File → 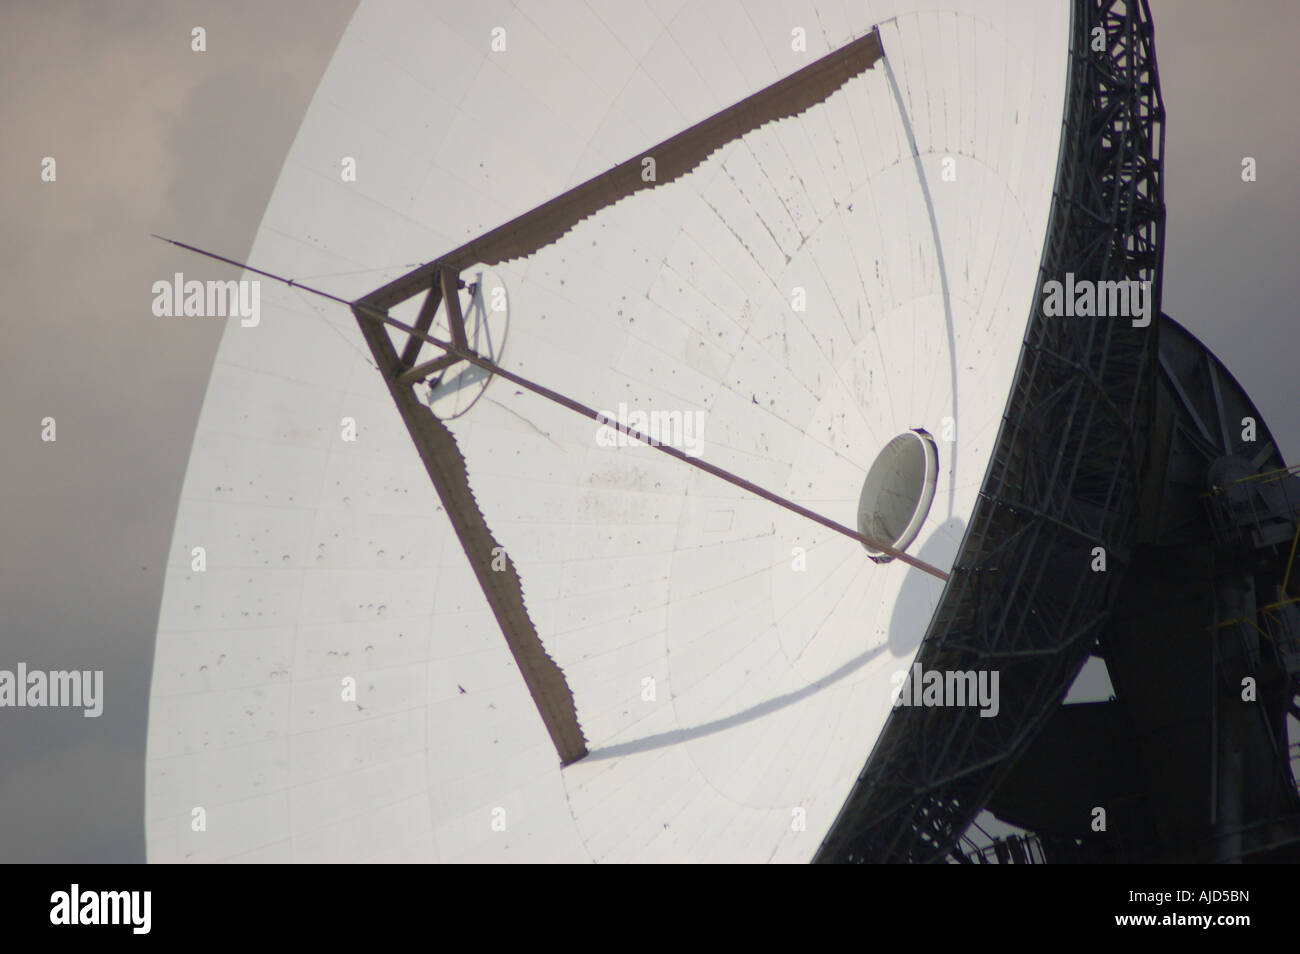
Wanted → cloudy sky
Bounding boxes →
[1,0,1296,861]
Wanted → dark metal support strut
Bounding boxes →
[816,0,1167,862]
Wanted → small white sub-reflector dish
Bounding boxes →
[858,429,939,563]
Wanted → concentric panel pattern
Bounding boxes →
[147,0,1069,861]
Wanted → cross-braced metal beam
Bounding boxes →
[816,0,1167,863]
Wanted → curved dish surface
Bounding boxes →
[146,0,1069,862]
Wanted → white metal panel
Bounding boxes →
[147,0,1071,862]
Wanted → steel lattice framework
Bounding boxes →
[816,0,1167,862]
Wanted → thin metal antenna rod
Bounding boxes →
[152,235,951,582]
[373,309,951,582]
[151,234,354,306]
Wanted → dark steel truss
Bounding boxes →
[816,0,1167,862]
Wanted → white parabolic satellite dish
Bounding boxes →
[147,0,1071,861]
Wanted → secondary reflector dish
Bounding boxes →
[858,430,938,562]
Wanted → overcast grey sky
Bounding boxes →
[0,0,1296,862]
[0,0,357,862]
